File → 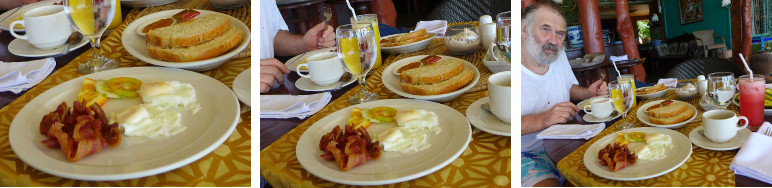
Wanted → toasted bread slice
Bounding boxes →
[649,106,694,124]
[401,67,474,95]
[146,14,232,48]
[647,100,689,118]
[147,26,243,62]
[400,58,464,84]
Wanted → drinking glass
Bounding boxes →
[609,80,634,130]
[336,23,379,104]
[707,72,736,110]
[64,0,119,74]
[495,11,511,63]
[350,14,382,71]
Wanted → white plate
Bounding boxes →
[121,9,251,71]
[8,34,88,57]
[8,67,240,181]
[296,99,471,185]
[465,97,510,136]
[382,55,479,102]
[0,0,60,32]
[285,47,337,73]
[121,0,179,8]
[635,87,668,99]
[295,76,356,92]
[583,127,692,181]
[232,67,250,106]
[636,100,698,129]
[689,126,751,151]
[583,111,622,123]
[380,33,435,54]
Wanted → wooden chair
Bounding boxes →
[663,57,745,80]
[692,30,728,58]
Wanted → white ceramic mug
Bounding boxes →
[488,71,511,124]
[703,109,749,143]
[297,52,343,86]
[9,5,72,50]
[583,98,613,119]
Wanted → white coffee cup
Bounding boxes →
[702,109,749,143]
[9,5,72,51]
[480,22,497,50]
[488,71,511,124]
[583,98,613,119]
[297,52,344,86]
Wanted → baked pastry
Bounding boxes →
[646,100,694,124]
[399,58,473,95]
[145,14,243,62]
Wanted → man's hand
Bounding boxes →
[260,58,290,93]
[588,79,608,97]
[539,102,579,126]
[303,22,335,51]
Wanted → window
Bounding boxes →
[752,0,770,35]
[637,20,650,44]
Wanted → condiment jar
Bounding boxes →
[697,75,708,97]
[444,24,480,55]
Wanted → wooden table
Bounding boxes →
[260,21,511,187]
[544,82,772,186]
[0,1,251,186]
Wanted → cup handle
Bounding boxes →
[296,64,311,78]
[583,105,592,114]
[9,21,26,40]
[737,116,749,130]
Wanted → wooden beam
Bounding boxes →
[732,0,752,68]
[522,0,535,9]
[615,0,646,82]
[577,0,605,54]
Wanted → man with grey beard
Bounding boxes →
[520,2,608,187]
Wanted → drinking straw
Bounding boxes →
[346,0,357,22]
[739,53,754,81]
[610,60,622,78]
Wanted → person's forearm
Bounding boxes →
[273,30,309,56]
[569,84,592,101]
[521,114,545,136]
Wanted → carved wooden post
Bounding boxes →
[522,0,535,9]
[731,0,752,67]
[615,0,646,82]
[577,0,604,55]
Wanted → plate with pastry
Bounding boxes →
[380,29,435,54]
[382,55,479,102]
[635,84,668,99]
[636,100,697,129]
[122,9,250,71]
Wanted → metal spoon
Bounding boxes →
[59,33,82,55]
[334,72,352,90]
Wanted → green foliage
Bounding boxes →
[559,0,580,26]
[637,20,650,41]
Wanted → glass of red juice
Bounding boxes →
[739,74,765,131]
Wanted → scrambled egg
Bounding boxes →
[376,109,441,153]
[634,133,673,161]
[112,80,200,138]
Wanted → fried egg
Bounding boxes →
[634,133,673,161]
[376,109,441,153]
[139,81,200,112]
[112,80,199,138]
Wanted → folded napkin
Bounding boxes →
[657,78,678,88]
[536,123,605,140]
[414,20,447,38]
[260,92,332,119]
[609,54,628,62]
[730,122,772,184]
[0,58,56,94]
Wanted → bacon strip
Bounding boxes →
[318,124,381,171]
[597,143,637,172]
[39,101,122,162]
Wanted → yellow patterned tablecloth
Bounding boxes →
[557,79,739,186]
[260,22,512,187]
[0,1,251,186]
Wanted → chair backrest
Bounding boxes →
[693,30,717,46]
[664,57,746,80]
[426,0,510,23]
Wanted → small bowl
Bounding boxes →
[483,47,510,73]
[444,24,480,55]
[636,86,668,99]
[676,81,699,100]
[380,33,435,54]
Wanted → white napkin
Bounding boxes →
[730,122,772,184]
[414,20,448,38]
[657,78,678,88]
[260,92,332,119]
[0,58,56,94]
[536,123,605,140]
[609,54,628,62]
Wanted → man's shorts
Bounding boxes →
[521,149,564,186]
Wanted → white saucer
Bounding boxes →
[232,68,250,106]
[295,77,356,92]
[582,110,622,123]
[689,126,751,151]
[465,97,511,136]
[8,37,88,57]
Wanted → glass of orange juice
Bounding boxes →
[350,14,381,71]
[336,23,378,104]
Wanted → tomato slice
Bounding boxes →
[369,107,397,122]
[625,132,647,142]
[107,77,142,98]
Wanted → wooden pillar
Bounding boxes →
[614,0,646,82]
[577,0,604,55]
[731,0,753,67]
[522,0,535,9]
